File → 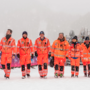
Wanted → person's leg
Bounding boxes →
[59,58,65,77]
[83,62,87,77]
[43,54,48,77]
[37,55,43,77]
[71,58,75,77]
[6,54,12,78]
[54,57,59,77]
[1,54,6,77]
[26,55,31,77]
[75,58,80,77]
[20,55,26,78]
[88,63,90,77]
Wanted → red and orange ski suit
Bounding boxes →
[81,42,90,74]
[51,38,69,75]
[69,43,83,75]
[17,38,34,76]
[34,37,51,76]
[0,37,16,77]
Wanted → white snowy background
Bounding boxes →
[0,0,90,43]
[0,66,90,90]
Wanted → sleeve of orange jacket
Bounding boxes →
[0,38,3,51]
[34,39,38,52]
[17,40,21,54]
[51,41,55,57]
[68,44,71,60]
[11,39,16,54]
[80,44,83,58]
[29,39,34,54]
[47,39,51,53]
[65,41,69,57]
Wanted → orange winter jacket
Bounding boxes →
[81,42,90,62]
[34,37,51,54]
[51,38,69,58]
[0,37,16,54]
[17,38,34,55]
[69,43,83,58]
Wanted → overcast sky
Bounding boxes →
[38,0,90,15]
[0,0,90,43]
[0,0,90,15]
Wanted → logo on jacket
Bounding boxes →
[39,41,41,44]
[3,40,5,42]
[22,41,24,44]
[55,43,57,46]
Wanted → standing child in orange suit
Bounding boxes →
[34,31,51,78]
[81,36,90,77]
[0,29,16,79]
[69,36,83,77]
[17,31,34,79]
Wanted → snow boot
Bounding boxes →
[54,73,58,78]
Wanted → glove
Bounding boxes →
[48,52,51,58]
[66,57,68,59]
[35,51,38,57]
[17,54,20,58]
[31,54,34,59]
[50,56,54,67]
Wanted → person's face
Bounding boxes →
[6,30,11,35]
[72,39,77,42]
[59,34,64,39]
[40,34,44,38]
[23,34,27,38]
[85,40,89,44]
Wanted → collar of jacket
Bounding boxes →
[40,37,45,41]
[57,37,65,42]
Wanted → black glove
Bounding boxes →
[66,57,68,59]
[31,54,34,59]
[50,56,54,67]
[17,54,20,58]
[48,52,51,58]
[35,51,38,57]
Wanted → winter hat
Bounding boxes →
[72,36,78,40]
[22,31,28,35]
[39,31,45,35]
[85,36,89,40]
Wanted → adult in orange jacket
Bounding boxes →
[81,36,90,77]
[51,33,69,78]
[69,36,83,77]
[17,31,34,79]
[0,29,16,79]
[34,31,51,78]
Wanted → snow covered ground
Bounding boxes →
[0,66,90,90]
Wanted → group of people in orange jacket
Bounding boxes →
[0,29,90,79]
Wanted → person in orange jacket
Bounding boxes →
[69,36,83,77]
[51,33,69,78]
[17,31,34,79]
[34,31,51,78]
[0,29,16,79]
[81,36,90,77]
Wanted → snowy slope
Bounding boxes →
[0,66,90,90]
